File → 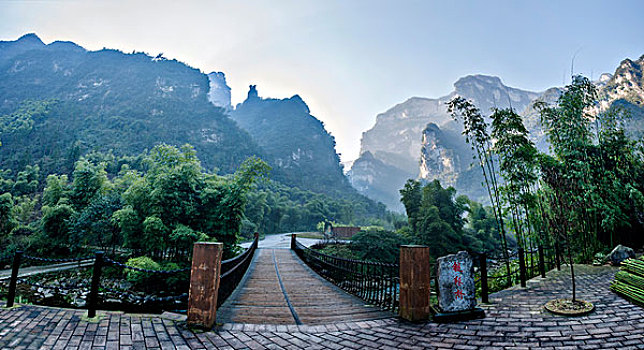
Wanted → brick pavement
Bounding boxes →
[1,264,644,349]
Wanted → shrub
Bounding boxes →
[125,256,160,287]
[351,228,409,263]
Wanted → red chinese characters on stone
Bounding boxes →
[452,261,462,273]
[454,275,463,287]
[453,261,464,300]
[454,289,465,299]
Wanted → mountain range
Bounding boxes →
[2,33,641,216]
[349,56,644,211]
[0,33,386,223]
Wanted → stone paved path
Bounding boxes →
[2,264,644,349]
[216,249,392,324]
[0,260,94,281]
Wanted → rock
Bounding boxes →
[608,245,636,265]
[118,281,133,290]
[437,251,477,313]
[73,298,87,308]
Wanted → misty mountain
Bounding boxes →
[350,59,644,211]
[207,71,232,109]
[0,33,388,226]
[230,85,355,198]
[599,55,644,140]
[350,74,541,209]
[0,34,262,176]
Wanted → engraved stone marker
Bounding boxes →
[434,250,484,322]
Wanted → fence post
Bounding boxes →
[253,232,259,249]
[555,243,561,271]
[187,242,223,329]
[87,251,104,318]
[399,245,431,322]
[6,251,23,308]
[518,247,526,288]
[290,234,296,250]
[479,252,488,304]
[538,246,546,278]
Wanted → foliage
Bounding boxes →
[447,97,511,270]
[40,203,75,250]
[536,75,644,300]
[400,179,501,260]
[125,256,161,287]
[242,180,395,235]
[317,244,359,260]
[350,228,408,263]
[0,193,16,237]
[111,145,269,258]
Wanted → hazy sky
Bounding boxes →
[1,0,643,162]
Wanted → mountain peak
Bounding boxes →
[288,94,310,113]
[16,33,44,46]
[206,71,231,109]
[247,84,259,100]
[454,75,504,89]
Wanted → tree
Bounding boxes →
[532,75,644,302]
[0,193,16,237]
[351,228,408,263]
[399,179,422,234]
[42,174,70,206]
[399,179,495,260]
[70,159,108,211]
[12,165,39,196]
[73,193,122,251]
[490,108,540,248]
[41,204,75,250]
[448,97,511,277]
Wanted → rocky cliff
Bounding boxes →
[351,75,540,209]
[231,86,353,197]
[350,58,644,211]
[207,71,231,109]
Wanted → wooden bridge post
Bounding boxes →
[291,234,296,250]
[6,251,22,308]
[187,242,223,329]
[399,245,431,322]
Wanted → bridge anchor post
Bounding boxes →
[399,245,431,322]
[187,242,223,329]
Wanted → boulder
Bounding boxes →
[437,251,476,313]
[608,245,636,265]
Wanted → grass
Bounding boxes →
[294,232,325,239]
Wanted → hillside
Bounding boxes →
[350,75,540,208]
[0,33,260,176]
[0,33,391,230]
[350,60,644,211]
[230,85,354,198]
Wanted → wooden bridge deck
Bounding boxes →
[216,248,393,325]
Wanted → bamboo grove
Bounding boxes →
[448,76,644,299]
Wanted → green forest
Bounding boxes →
[0,142,399,261]
[0,35,394,265]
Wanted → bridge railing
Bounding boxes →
[217,235,258,307]
[293,238,399,312]
[474,244,560,303]
[3,233,260,319]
